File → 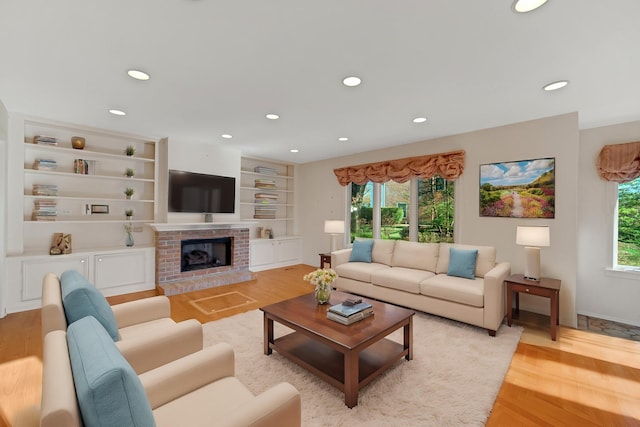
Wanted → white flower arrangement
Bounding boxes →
[303,268,337,286]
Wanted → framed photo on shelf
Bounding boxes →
[90,204,109,214]
[479,157,555,218]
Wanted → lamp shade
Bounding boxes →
[324,220,345,234]
[516,226,550,247]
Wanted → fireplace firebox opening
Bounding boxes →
[181,237,232,272]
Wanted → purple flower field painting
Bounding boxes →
[479,158,555,218]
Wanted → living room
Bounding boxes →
[1,1,640,425]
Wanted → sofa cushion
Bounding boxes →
[435,243,497,278]
[391,240,439,271]
[447,247,478,280]
[371,239,396,265]
[372,267,435,294]
[60,269,119,341]
[334,262,390,283]
[350,239,374,263]
[420,275,485,308]
[67,316,156,427]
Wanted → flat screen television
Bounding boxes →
[168,169,236,214]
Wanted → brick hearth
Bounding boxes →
[153,225,256,295]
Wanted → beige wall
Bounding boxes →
[298,113,579,326]
[578,120,640,327]
[0,101,7,316]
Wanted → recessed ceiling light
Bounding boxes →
[342,76,362,87]
[221,134,233,139]
[542,80,569,91]
[108,109,126,116]
[512,0,548,13]
[338,137,349,142]
[290,149,299,153]
[127,69,150,81]
[412,117,428,123]
[266,113,280,120]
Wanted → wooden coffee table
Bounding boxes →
[261,291,414,408]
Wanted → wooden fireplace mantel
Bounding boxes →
[149,222,257,232]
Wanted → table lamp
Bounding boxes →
[324,220,345,253]
[516,225,550,281]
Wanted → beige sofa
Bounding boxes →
[332,239,511,336]
[36,317,301,427]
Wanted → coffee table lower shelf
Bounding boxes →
[270,331,408,397]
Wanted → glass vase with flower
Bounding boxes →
[303,268,337,305]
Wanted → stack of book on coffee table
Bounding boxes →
[327,300,373,325]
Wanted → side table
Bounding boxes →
[319,253,331,269]
[505,274,561,341]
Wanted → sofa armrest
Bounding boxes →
[331,248,352,268]
[219,382,301,427]
[139,342,235,409]
[111,296,171,328]
[41,273,67,338]
[41,331,83,427]
[116,319,203,374]
[483,261,511,331]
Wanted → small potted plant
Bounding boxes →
[124,187,135,199]
[125,168,135,178]
[125,209,134,220]
[125,145,136,156]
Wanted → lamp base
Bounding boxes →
[329,234,338,254]
[523,246,541,281]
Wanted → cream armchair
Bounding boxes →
[38,317,301,427]
[41,271,203,374]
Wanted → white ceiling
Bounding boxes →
[1,1,639,164]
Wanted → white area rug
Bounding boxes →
[203,309,522,427]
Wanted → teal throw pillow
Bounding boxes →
[447,247,478,280]
[350,239,374,263]
[60,269,119,341]
[67,316,156,427]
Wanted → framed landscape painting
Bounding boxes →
[479,157,555,218]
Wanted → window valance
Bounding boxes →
[597,141,640,183]
[333,150,465,186]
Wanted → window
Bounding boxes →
[348,177,454,243]
[418,177,454,243]
[616,177,640,268]
[381,181,410,240]
[350,182,373,242]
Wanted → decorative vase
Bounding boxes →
[125,232,134,247]
[71,136,85,149]
[314,282,332,305]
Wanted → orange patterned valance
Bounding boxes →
[597,141,640,183]
[333,150,465,186]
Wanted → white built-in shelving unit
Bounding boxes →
[4,115,159,312]
[239,157,301,271]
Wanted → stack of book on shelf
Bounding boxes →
[254,192,278,219]
[32,199,57,221]
[254,166,277,175]
[32,135,58,146]
[254,205,277,219]
[33,159,57,170]
[32,184,58,196]
[254,178,276,189]
[327,300,374,325]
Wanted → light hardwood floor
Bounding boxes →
[1,264,639,426]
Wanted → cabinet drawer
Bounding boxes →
[509,282,554,298]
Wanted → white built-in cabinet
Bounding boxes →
[249,237,302,271]
[4,114,159,313]
[240,157,302,271]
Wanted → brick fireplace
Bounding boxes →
[151,223,256,295]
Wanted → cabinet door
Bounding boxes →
[277,238,301,263]
[22,256,90,300]
[250,240,276,267]
[93,251,146,290]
